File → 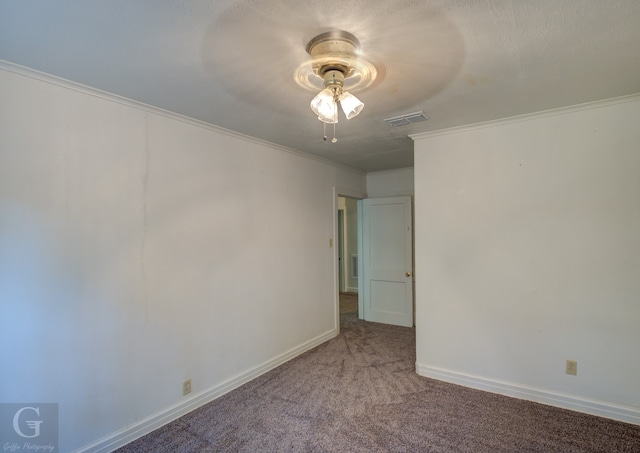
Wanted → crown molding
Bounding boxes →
[410,93,640,141]
[0,59,365,175]
[366,167,414,176]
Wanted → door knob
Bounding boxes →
[406,272,412,277]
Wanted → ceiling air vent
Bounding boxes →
[384,111,429,127]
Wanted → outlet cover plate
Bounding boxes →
[183,379,192,395]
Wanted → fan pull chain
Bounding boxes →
[322,122,337,143]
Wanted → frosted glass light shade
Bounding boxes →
[311,88,335,116]
[318,104,338,123]
[339,92,364,119]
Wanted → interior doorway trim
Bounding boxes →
[333,186,366,333]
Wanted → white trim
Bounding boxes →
[334,187,367,200]
[357,199,364,320]
[0,59,364,175]
[410,93,640,141]
[76,328,338,453]
[365,167,414,177]
[416,363,640,426]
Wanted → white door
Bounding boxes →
[361,196,413,327]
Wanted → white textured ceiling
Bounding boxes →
[1,0,639,172]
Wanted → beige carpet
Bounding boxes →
[116,308,640,452]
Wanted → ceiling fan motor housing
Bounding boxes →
[307,31,361,80]
[306,30,361,58]
[295,30,377,93]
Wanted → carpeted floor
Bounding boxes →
[116,295,640,452]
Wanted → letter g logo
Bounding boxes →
[12,406,43,438]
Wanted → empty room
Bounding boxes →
[1,1,639,451]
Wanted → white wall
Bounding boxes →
[366,167,414,197]
[0,66,365,451]
[413,96,640,424]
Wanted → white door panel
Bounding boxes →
[362,196,413,327]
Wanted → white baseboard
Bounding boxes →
[416,363,640,426]
[76,328,338,453]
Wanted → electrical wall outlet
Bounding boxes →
[566,360,577,376]
[183,378,192,395]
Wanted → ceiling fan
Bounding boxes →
[294,30,378,142]
[201,1,464,142]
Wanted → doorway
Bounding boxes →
[337,196,360,318]
[335,189,415,330]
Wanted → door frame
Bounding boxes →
[337,208,345,293]
[333,187,366,333]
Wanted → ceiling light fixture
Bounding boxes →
[296,31,377,143]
